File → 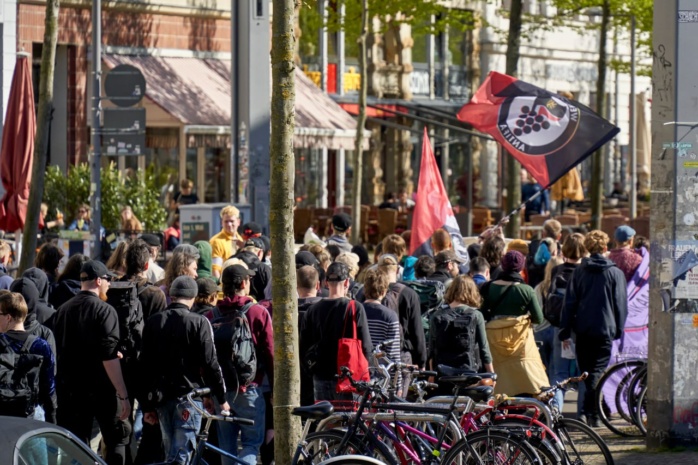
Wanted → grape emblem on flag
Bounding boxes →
[498,95,580,156]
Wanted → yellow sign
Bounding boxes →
[684,162,698,168]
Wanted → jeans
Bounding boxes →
[550,327,586,414]
[313,377,353,402]
[217,385,266,465]
[157,399,203,465]
[575,336,613,419]
[534,326,555,380]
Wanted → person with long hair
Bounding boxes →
[106,242,129,278]
[120,206,143,233]
[481,236,506,281]
[35,243,65,285]
[50,254,90,309]
[480,251,548,396]
[160,251,198,304]
[67,204,91,231]
[430,275,493,378]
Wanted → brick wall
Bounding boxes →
[18,3,232,161]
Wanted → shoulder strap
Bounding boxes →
[21,335,38,353]
[342,300,357,339]
[212,306,222,319]
[240,301,255,314]
[489,284,516,311]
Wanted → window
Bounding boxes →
[18,432,99,465]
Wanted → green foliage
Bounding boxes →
[43,162,167,233]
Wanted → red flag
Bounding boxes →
[457,72,619,187]
[410,128,467,260]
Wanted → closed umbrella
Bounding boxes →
[0,54,35,233]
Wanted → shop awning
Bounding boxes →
[103,54,365,150]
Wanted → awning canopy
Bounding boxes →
[103,54,364,150]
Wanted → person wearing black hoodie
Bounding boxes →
[11,277,56,357]
[559,230,627,428]
[50,254,90,309]
[23,268,56,327]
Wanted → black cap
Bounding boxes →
[80,260,116,281]
[170,276,198,298]
[326,262,350,282]
[332,213,352,232]
[241,222,262,237]
[244,237,265,250]
[295,251,319,268]
[222,264,256,285]
[196,277,219,296]
[140,233,160,248]
[258,235,271,255]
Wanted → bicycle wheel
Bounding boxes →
[554,418,614,465]
[316,455,391,465]
[633,385,648,436]
[625,366,647,434]
[596,360,646,437]
[491,420,562,465]
[292,430,397,465]
[441,429,540,465]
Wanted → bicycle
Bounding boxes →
[148,387,255,465]
[595,357,647,437]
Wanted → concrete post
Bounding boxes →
[648,0,698,448]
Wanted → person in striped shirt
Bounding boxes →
[362,268,402,392]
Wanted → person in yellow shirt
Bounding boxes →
[210,206,244,278]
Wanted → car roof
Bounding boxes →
[0,416,92,464]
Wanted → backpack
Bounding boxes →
[435,308,480,372]
[0,334,42,417]
[211,302,258,387]
[106,281,145,360]
[400,280,446,342]
[544,266,575,327]
[347,280,364,300]
[381,282,406,313]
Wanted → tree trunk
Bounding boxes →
[20,0,59,273]
[590,0,610,231]
[504,0,523,239]
[351,0,368,245]
[271,0,301,461]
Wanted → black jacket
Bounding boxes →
[429,269,452,285]
[300,297,372,380]
[11,277,56,330]
[119,276,167,321]
[139,303,226,410]
[53,291,120,392]
[560,254,628,340]
[49,279,81,310]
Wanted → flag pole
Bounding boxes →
[482,185,550,238]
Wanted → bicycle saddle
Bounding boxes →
[437,374,482,387]
[437,364,497,380]
[456,385,494,402]
[291,401,334,419]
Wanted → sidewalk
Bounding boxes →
[560,391,698,464]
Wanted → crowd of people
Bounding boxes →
[0,204,648,464]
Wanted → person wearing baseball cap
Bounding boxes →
[52,260,131,460]
[240,222,263,241]
[431,250,465,285]
[327,212,353,253]
[203,264,274,464]
[141,233,165,284]
[139,275,230,464]
[300,261,372,401]
[608,225,642,283]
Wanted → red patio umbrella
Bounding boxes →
[0,54,36,232]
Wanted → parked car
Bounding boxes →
[0,415,106,465]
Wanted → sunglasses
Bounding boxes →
[100,275,113,282]
[79,209,87,213]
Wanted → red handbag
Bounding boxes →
[336,300,370,393]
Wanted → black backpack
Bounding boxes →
[400,280,446,342]
[211,302,258,387]
[436,308,480,372]
[381,282,406,313]
[0,334,42,417]
[544,266,575,327]
[106,281,145,360]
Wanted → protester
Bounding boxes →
[382,234,417,281]
[139,276,229,465]
[194,240,215,281]
[50,253,89,309]
[301,262,372,401]
[161,251,198,304]
[0,292,57,423]
[335,252,362,298]
[430,275,493,376]
[205,265,274,465]
[481,236,506,281]
[22,268,56,324]
[480,251,548,396]
[533,256,564,378]
[10,278,56,357]
[352,245,371,283]
[327,213,353,253]
[431,250,464,287]
[192,277,219,315]
[141,234,165,284]
[210,205,244,278]
[431,228,452,255]
[609,225,643,283]
[106,241,129,277]
[560,230,627,428]
[53,260,131,465]
[527,219,562,288]
[240,222,263,241]
[414,255,436,280]
[296,265,323,406]
[467,257,490,288]
[35,243,64,285]
[361,268,402,377]
[0,240,13,290]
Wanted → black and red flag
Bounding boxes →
[457,71,619,187]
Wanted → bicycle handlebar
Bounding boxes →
[183,389,255,426]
